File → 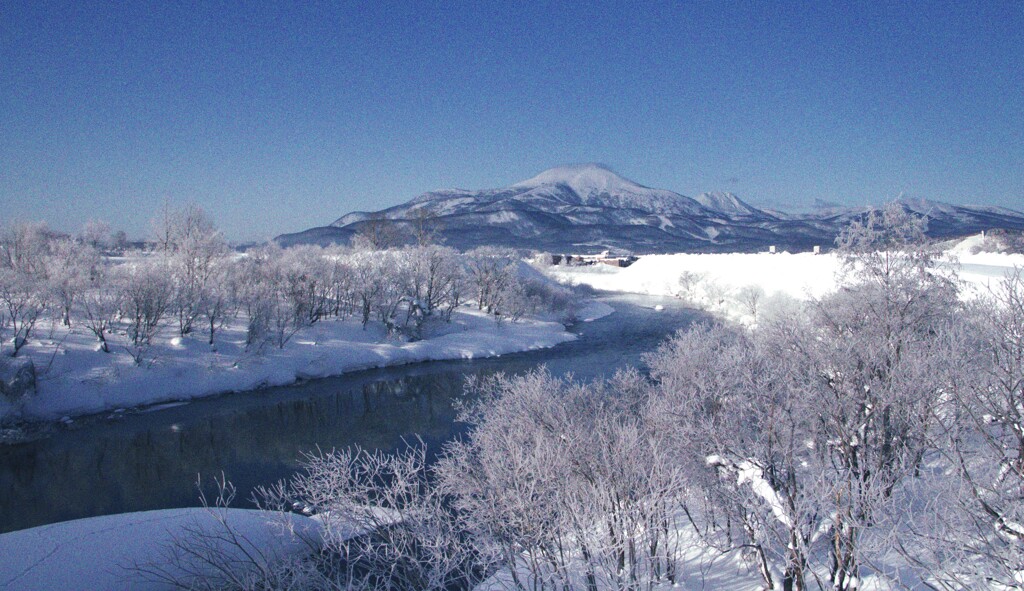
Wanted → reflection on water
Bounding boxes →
[0,294,702,533]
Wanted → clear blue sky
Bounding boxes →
[2,1,1022,241]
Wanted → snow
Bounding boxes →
[548,252,837,301]
[545,244,1024,325]
[473,509,766,591]
[947,232,990,255]
[1,308,576,424]
[0,508,320,591]
[945,248,1024,298]
[486,211,520,224]
[693,191,755,215]
[512,163,650,194]
[508,164,705,215]
[707,455,793,529]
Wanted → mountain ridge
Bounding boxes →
[280,165,1024,254]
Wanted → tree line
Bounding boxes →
[0,205,581,368]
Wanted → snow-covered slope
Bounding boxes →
[693,191,764,217]
[276,165,1024,254]
[0,509,320,591]
[506,163,706,214]
[332,164,708,226]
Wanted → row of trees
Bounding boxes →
[176,206,1024,590]
[0,207,581,367]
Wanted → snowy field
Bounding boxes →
[546,237,1024,325]
[0,302,612,425]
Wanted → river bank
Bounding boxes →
[1,300,613,426]
[0,294,689,534]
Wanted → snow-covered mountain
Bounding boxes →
[276,164,1024,253]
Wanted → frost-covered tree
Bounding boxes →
[277,246,330,326]
[348,251,389,329]
[701,279,731,312]
[255,444,480,591]
[906,267,1024,588]
[466,246,519,315]
[646,324,817,590]
[641,207,960,590]
[80,267,121,353]
[405,245,463,320]
[778,206,956,589]
[351,213,402,251]
[0,268,46,357]
[230,248,276,348]
[267,278,307,349]
[80,219,114,252]
[373,250,411,331]
[647,307,956,590]
[0,221,53,278]
[772,296,953,589]
[151,199,177,253]
[45,238,98,327]
[0,223,53,355]
[229,245,308,350]
[411,206,443,246]
[196,258,235,348]
[118,258,175,363]
[438,369,688,591]
[322,246,354,319]
[834,202,939,294]
[517,277,581,323]
[153,204,229,337]
[676,269,706,303]
[735,284,765,322]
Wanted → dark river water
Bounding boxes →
[0,294,703,533]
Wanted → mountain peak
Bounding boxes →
[512,164,647,194]
[693,191,758,216]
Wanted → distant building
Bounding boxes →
[598,256,638,268]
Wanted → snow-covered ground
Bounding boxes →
[0,508,320,591]
[0,504,763,591]
[475,528,766,591]
[549,251,838,300]
[547,240,1024,325]
[0,505,760,591]
[1,307,589,424]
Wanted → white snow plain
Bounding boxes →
[547,240,1024,326]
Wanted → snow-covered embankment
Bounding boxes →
[2,308,578,424]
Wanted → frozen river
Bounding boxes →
[0,294,703,533]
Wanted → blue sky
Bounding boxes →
[2,1,1022,240]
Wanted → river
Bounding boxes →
[0,294,703,533]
